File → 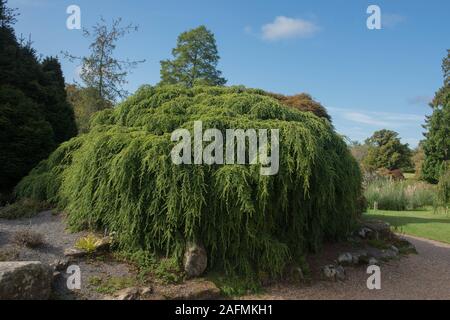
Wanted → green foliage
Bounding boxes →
[0,3,76,192]
[88,275,139,295]
[75,234,102,253]
[66,84,113,133]
[160,26,226,87]
[115,249,183,284]
[363,129,413,171]
[422,50,450,183]
[16,85,362,278]
[41,57,78,143]
[0,198,50,219]
[0,87,55,192]
[365,179,436,211]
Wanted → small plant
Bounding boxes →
[115,250,183,284]
[12,230,45,248]
[0,247,19,261]
[75,234,102,253]
[88,275,139,295]
[0,198,50,220]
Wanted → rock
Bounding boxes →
[390,245,400,255]
[95,236,112,252]
[159,279,221,300]
[140,286,153,297]
[362,220,393,240]
[335,265,346,281]
[322,265,345,281]
[183,243,207,278]
[358,227,374,239]
[352,250,370,265]
[380,248,398,261]
[337,252,354,265]
[322,265,337,280]
[50,258,70,272]
[368,257,379,266]
[115,287,141,300]
[64,248,87,259]
[0,261,53,300]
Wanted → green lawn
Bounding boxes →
[364,209,450,244]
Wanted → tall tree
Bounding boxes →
[41,57,78,143]
[0,1,77,193]
[63,18,145,104]
[160,25,226,87]
[422,50,450,183]
[363,129,412,171]
[0,0,17,28]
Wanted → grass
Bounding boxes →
[365,208,450,244]
[0,198,50,220]
[88,275,139,295]
[365,179,436,211]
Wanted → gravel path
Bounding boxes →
[0,211,134,300]
[244,235,450,300]
[1,212,449,300]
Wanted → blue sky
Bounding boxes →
[9,0,450,147]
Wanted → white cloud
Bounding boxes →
[329,107,423,128]
[261,16,319,41]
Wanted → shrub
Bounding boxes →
[0,198,50,220]
[16,85,363,278]
[12,230,45,248]
[365,179,436,211]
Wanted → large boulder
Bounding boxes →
[0,261,53,300]
[183,243,207,278]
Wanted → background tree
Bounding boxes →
[41,57,78,143]
[63,18,145,104]
[160,25,226,87]
[422,50,450,183]
[349,140,369,164]
[0,0,76,194]
[66,84,112,133]
[363,129,412,171]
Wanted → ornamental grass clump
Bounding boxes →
[15,85,362,277]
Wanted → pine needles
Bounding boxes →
[15,85,362,277]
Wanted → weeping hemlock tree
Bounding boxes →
[16,85,363,277]
[422,50,450,183]
[160,26,226,87]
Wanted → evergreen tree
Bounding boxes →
[0,1,77,192]
[422,50,450,183]
[160,26,226,87]
[41,57,78,143]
